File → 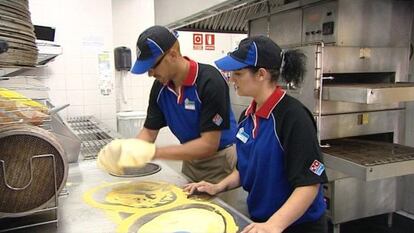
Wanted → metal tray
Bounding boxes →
[322,83,414,104]
[322,139,414,181]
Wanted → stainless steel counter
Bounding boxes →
[0,160,251,232]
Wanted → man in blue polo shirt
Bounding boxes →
[98,26,237,183]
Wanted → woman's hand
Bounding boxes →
[183,181,224,196]
[241,222,283,233]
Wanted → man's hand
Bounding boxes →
[97,139,123,174]
[97,138,156,175]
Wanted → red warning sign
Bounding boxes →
[205,34,215,50]
[193,33,203,50]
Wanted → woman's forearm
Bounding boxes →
[267,184,320,231]
[217,169,241,192]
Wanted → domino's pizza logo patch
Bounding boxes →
[309,160,325,176]
[212,113,223,126]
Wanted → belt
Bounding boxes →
[217,143,233,152]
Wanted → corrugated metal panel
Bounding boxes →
[170,0,286,33]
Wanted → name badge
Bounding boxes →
[184,98,195,110]
[236,127,249,143]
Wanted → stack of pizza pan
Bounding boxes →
[0,0,38,67]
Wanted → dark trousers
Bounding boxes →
[284,215,328,233]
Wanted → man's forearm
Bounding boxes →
[154,131,221,161]
[155,138,216,160]
[136,128,158,143]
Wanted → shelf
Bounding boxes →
[322,83,414,104]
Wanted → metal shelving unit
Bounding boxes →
[66,116,121,160]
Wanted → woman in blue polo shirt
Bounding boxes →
[185,35,328,233]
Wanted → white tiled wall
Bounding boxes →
[177,31,246,66]
[26,0,157,131]
[112,0,155,113]
[25,1,245,142]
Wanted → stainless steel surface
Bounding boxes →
[48,104,69,115]
[0,43,61,77]
[320,101,401,115]
[257,0,414,47]
[322,139,414,181]
[66,116,121,160]
[318,110,403,140]
[248,16,268,37]
[322,83,414,104]
[164,0,333,34]
[324,176,398,224]
[109,163,161,178]
[282,46,410,113]
[0,76,50,100]
[323,156,414,182]
[35,41,62,66]
[0,160,252,232]
[323,47,409,78]
[283,46,411,141]
[302,1,337,45]
[301,0,413,46]
[325,167,350,181]
[164,0,274,33]
[50,114,81,163]
[269,9,303,47]
[335,0,413,47]
[403,175,414,214]
[248,0,414,47]
[403,13,414,215]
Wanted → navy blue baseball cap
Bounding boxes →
[215,35,282,71]
[131,26,178,74]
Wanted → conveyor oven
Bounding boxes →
[242,0,414,232]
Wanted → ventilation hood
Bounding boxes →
[163,0,310,33]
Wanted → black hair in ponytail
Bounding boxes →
[246,49,306,86]
[280,50,306,86]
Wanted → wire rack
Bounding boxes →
[0,154,59,232]
[322,139,414,166]
[66,116,118,160]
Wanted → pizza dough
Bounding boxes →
[97,140,123,175]
[97,139,156,175]
[83,181,239,233]
[137,208,225,233]
[117,138,156,168]
[105,182,176,208]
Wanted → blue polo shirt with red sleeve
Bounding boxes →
[144,57,237,149]
[236,86,327,226]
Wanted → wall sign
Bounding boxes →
[205,34,215,50]
[193,33,203,50]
